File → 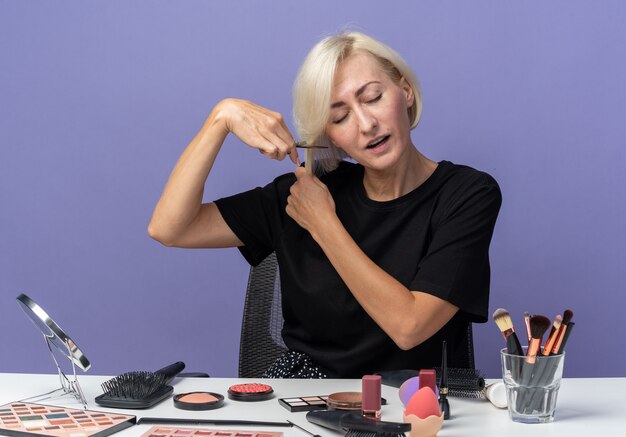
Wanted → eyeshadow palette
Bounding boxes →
[278,395,388,412]
[0,401,135,437]
[278,396,328,412]
[140,426,282,437]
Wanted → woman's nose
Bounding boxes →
[356,108,378,134]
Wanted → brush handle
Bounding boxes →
[138,417,291,427]
[306,410,410,433]
[506,332,523,356]
[154,361,185,385]
[506,334,524,381]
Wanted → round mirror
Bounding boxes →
[16,293,91,371]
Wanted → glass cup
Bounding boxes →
[500,347,565,423]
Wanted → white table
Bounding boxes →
[0,374,623,436]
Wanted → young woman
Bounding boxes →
[149,32,501,378]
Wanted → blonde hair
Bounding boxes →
[293,31,422,173]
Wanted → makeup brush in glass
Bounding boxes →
[541,314,563,356]
[551,309,574,355]
[524,311,532,343]
[526,315,551,364]
[492,308,523,356]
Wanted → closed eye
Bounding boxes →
[332,113,349,124]
[366,94,382,104]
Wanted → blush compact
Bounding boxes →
[227,383,274,402]
[174,391,224,410]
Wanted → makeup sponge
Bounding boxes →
[405,387,440,419]
[399,376,439,406]
[399,376,421,406]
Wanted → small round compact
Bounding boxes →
[326,391,362,410]
[174,391,224,410]
[227,383,274,402]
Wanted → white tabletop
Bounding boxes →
[0,374,623,436]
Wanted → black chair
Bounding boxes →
[237,252,475,377]
[238,252,287,378]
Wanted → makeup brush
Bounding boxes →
[306,410,410,437]
[541,314,563,356]
[528,318,575,413]
[96,361,185,409]
[551,309,574,355]
[557,321,574,355]
[523,312,532,343]
[287,420,322,437]
[492,308,523,356]
[526,315,551,364]
[137,417,291,427]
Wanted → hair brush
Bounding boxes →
[306,410,410,436]
[433,367,486,398]
[377,368,485,398]
[95,361,185,409]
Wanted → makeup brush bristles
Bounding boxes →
[492,308,515,338]
[101,371,168,399]
[562,309,574,325]
[529,315,551,341]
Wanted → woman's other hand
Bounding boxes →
[286,166,336,236]
[213,98,300,164]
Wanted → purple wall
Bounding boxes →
[1,1,625,378]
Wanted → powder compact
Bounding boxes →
[325,392,388,411]
[227,383,274,402]
[326,392,362,410]
[173,392,224,411]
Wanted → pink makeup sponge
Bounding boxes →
[405,387,440,419]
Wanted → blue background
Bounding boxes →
[1,0,625,378]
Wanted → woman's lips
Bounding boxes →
[366,135,390,152]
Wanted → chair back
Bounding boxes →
[238,252,287,378]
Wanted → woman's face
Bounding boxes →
[325,51,414,171]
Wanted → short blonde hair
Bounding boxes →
[293,31,422,173]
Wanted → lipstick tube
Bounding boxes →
[362,375,381,420]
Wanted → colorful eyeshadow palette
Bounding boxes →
[140,426,282,437]
[0,402,135,437]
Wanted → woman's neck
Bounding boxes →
[362,146,437,201]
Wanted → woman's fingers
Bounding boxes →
[222,99,299,163]
[275,115,300,165]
